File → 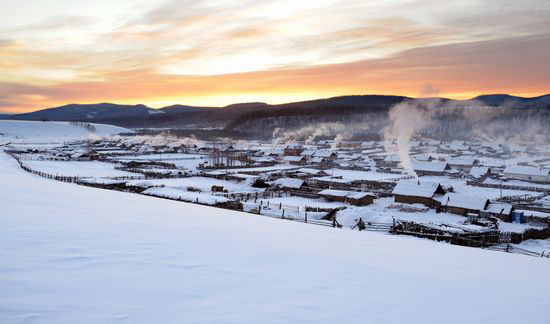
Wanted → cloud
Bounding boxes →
[1,31,549,113]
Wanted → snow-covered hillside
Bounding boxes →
[1,149,549,323]
[0,120,130,142]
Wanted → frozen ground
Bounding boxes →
[2,149,550,323]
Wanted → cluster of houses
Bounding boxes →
[10,136,550,226]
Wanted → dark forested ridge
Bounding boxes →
[3,94,550,140]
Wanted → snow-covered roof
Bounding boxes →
[319,189,375,200]
[485,202,513,215]
[411,161,450,173]
[412,154,433,161]
[311,156,327,163]
[503,165,550,177]
[439,193,489,211]
[447,158,478,166]
[300,149,316,156]
[273,178,306,189]
[296,168,325,175]
[392,181,444,198]
[283,156,305,162]
[470,166,490,178]
[314,150,336,158]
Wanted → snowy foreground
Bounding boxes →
[1,153,550,322]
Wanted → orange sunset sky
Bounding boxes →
[1,0,549,113]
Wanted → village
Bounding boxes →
[5,133,550,256]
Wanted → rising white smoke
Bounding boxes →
[383,101,435,176]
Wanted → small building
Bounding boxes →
[319,189,375,206]
[411,161,451,176]
[283,155,307,166]
[503,165,550,183]
[392,181,446,208]
[439,193,490,216]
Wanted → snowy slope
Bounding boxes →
[1,150,549,323]
[0,120,130,142]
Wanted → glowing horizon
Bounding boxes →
[1,0,549,113]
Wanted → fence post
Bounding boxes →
[282,209,285,219]
[258,205,261,215]
[305,212,308,223]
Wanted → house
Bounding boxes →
[503,165,550,183]
[300,149,316,160]
[392,181,446,207]
[311,156,332,168]
[411,161,451,176]
[438,193,490,216]
[284,144,304,156]
[313,150,337,161]
[272,178,308,191]
[446,158,479,172]
[283,155,307,166]
[484,202,514,221]
[318,189,375,206]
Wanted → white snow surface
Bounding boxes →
[1,150,550,323]
[0,120,130,142]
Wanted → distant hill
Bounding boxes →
[160,105,218,114]
[9,103,162,122]
[6,94,550,139]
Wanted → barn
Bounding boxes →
[392,181,446,208]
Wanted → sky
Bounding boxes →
[1,0,549,113]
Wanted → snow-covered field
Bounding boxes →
[2,149,550,323]
[0,120,130,143]
[22,160,141,178]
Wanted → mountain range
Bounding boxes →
[2,94,549,139]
